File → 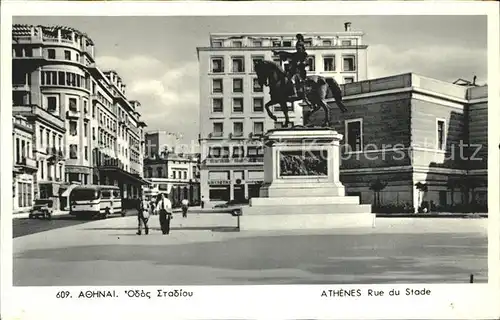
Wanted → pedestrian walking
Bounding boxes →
[181,198,189,218]
[136,196,150,235]
[156,193,173,235]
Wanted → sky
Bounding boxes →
[14,15,487,144]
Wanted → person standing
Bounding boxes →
[136,196,150,235]
[181,198,189,218]
[156,193,173,235]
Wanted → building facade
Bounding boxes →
[12,24,147,210]
[308,73,488,212]
[12,115,38,213]
[143,152,201,206]
[144,131,184,157]
[197,27,368,207]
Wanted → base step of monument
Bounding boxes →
[250,196,360,206]
[242,203,371,215]
[239,213,375,231]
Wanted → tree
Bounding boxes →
[369,179,388,207]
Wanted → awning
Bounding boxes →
[61,184,79,197]
[99,166,149,185]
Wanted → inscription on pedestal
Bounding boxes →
[279,150,328,176]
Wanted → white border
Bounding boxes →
[1,2,499,320]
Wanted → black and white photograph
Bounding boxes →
[1,1,499,319]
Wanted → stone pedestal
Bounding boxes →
[240,128,374,231]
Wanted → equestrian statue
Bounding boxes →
[254,33,348,128]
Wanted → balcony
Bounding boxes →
[230,132,245,139]
[66,108,80,119]
[12,84,30,91]
[15,156,37,171]
[205,156,263,165]
[12,104,65,131]
[209,132,224,139]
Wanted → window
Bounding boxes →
[172,171,176,179]
[343,56,356,71]
[233,98,244,113]
[47,97,57,112]
[212,98,223,113]
[437,119,446,150]
[306,56,315,71]
[48,49,55,59]
[84,100,88,114]
[69,144,78,159]
[84,123,88,137]
[69,121,77,136]
[346,119,363,152]
[232,41,242,48]
[211,57,224,73]
[283,41,292,47]
[58,72,65,85]
[157,167,163,178]
[76,53,80,62]
[26,48,33,57]
[251,56,264,72]
[232,146,244,158]
[272,41,281,47]
[212,40,223,48]
[46,131,50,148]
[92,127,96,140]
[253,78,263,92]
[323,56,335,71]
[183,171,187,180]
[69,98,77,111]
[341,40,352,46]
[253,98,264,112]
[232,57,244,73]
[14,47,22,57]
[253,41,262,47]
[233,122,243,137]
[304,40,312,47]
[84,146,88,160]
[322,40,332,46]
[212,79,223,93]
[39,128,44,147]
[344,77,354,84]
[213,122,223,137]
[250,122,263,136]
[233,78,243,93]
[64,50,71,60]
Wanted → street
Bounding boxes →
[12,209,138,238]
[13,214,488,286]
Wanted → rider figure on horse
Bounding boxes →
[273,33,309,101]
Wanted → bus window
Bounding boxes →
[112,190,121,198]
[72,189,100,201]
[101,190,111,199]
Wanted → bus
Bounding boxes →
[69,185,125,219]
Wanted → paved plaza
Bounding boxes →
[12,213,488,286]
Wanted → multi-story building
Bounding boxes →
[12,24,147,209]
[144,131,184,157]
[197,24,368,207]
[309,73,488,213]
[12,115,38,213]
[143,151,200,206]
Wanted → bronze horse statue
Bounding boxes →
[254,60,348,128]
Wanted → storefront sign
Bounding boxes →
[208,180,231,185]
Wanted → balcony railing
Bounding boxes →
[209,132,224,138]
[205,156,263,164]
[12,104,64,130]
[16,156,37,169]
[12,84,30,91]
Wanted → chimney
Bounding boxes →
[344,22,352,32]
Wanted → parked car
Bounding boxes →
[29,199,54,220]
